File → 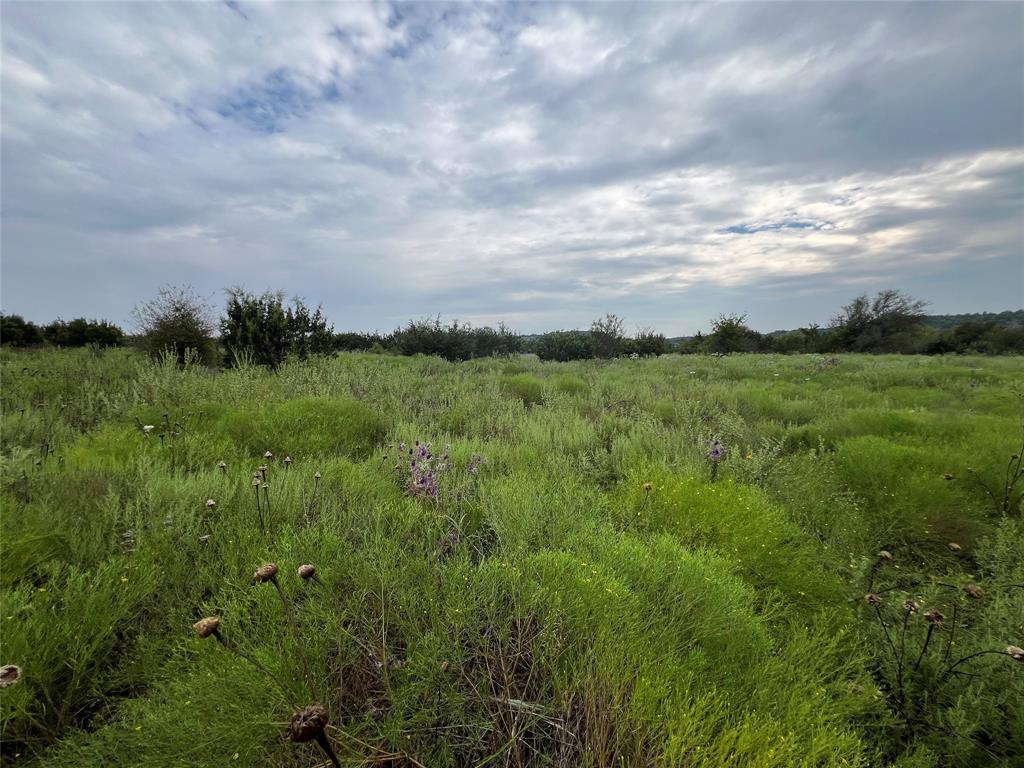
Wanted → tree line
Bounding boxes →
[2,287,1022,362]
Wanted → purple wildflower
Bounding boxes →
[706,439,726,461]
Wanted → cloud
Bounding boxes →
[1,1,1021,333]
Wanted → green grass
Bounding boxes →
[0,348,1021,767]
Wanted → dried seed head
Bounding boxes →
[206,499,217,509]
[947,542,962,552]
[942,473,955,481]
[642,482,652,493]
[865,593,884,607]
[924,610,945,626]
[259,465,268,473]
[297,564,316,580]
[284,456,292,465]
[289,703,329,742]
[252,477,260,487]
[264,451,274,460]
[142,425,154,434]
[313,471,321,480]
[1006,645,1024,662]
[964,583,984,600]
[903,599,920,614]
[878,550,893,561]
[193,617,220,638]
[254,563,279,583]
[0,665,22,688]
[217,460,227,470]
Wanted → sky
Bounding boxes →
[2,1,1022,335]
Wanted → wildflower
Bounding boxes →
[192,617,221,639]
[947,542,962,552]
[903,599,920,614]
[865,593,884,607]
[1007,646,1024,662]
[206,499,216,509]
[297,564,316,581]
[964,583,984,600]
[468,454,485,476]
[706,439,726,461]
[254,563,279,583]
[289,703,329,742]
[0,665,22,688]
[878,550,893,561]
[924,610,945,626]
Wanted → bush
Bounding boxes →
[221,289,333,368]
[131,285,218,365]
[0,314,44,347]
[42,318,123,348]
[501,374,544,406]
[534,330,595,361]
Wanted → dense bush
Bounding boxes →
[1,315,122,348]
[391,317,522,361]
[533,330,596,361]
[0,314,44,347]
[221,289,333,368]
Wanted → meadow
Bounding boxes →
[0,347,1021,767]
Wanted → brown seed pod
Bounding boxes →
[642,482,652,493]
[217,460,227,471]
[193,617,220,639]
[947,542,962,552]
[942,473,955,481]
[924,610,945,626]
[878,550,893,561]
[289,703,329,743]
[964,583,984,600]
[264,451,274,460]
[297,564,316,581]
[313,471,321,480]
[865,593,884,607]
[284,456,293,465]
[0,665,22,688]
[1007,645,1024,662]
[254,563,279,583]
[903,599,920,614]
[206,499,217,509]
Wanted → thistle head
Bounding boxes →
[964,583,984,600]
[206,499,217,509]
[0,665,22,688]
[289,703,329,742]
[878,550,893,562]
[251,477,261,488]
[643,482,653,493]
[865,593,884,607]
[193,617,221,639]
[313,471,321,481]
[217,460,227,471]
[254,563,279,583]
[903,599,920,614]
[947,542,962,552]
[942,473,954,481]
[264,451,274,460]
[297,564,316,581]
[1007,645,1024,662]
[924,610,945,626]
[284,456,292,466]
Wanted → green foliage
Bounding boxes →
[131,285,218,365]
[221,289,333,368]
[1,349,1021,767]
[534,330,595,361]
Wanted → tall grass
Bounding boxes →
[0,348,1021,766]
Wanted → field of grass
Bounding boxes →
[1,348,1022,767]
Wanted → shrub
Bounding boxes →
[221,289,333,368]
[534,330,595,361]
[0,314,44,347]
[131,285,218,365]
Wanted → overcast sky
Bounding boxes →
[2,1,1022,334]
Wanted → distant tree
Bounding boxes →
[590,314,626,358]
[221,289,333,368]
[830,289,928,352]
[623,327,669,357]
[534,330,596,361]
[132,285,218,365]
[706,313,765,353]
[0,314,44,347]
[42,318,123,347]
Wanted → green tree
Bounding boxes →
[132,285,218,365]
[590,313,626,358]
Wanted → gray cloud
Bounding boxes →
[1,1,1021,334]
